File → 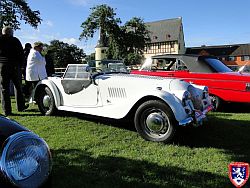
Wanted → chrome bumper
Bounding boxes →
[179,104,214,126]
[179,117,193,126]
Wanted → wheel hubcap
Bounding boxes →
[43,95,51,108]
[145,112,169,135]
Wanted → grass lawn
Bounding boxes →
[4,101,250,188]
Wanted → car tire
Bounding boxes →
[134,100,177,143]
[210,95,223,111]
[37,87,57,116]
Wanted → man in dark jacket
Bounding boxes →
[45,50,55,77]
[0,26,28,116]
[23,42,32,80]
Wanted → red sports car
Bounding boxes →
[131,54,250,110]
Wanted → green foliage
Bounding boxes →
[45,40,86,68]
[80,4,150,65]
[79,4,121,41]
[123,17,150,54]
[122,17,150,65]
[126,53,143,65]
[0,0,41,30]
[106,30,125,60]
[106,17,150,65]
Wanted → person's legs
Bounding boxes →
[31,81,39,89]
[0,64,12,115]
[11,66,28,111]
[26,80,38,99]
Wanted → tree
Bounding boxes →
[117,17,150,65]
[0,0,42,30]
[80,4,150,65]
[79,4,121,46]
[45,40,86,68]
[123,17,150,54]
[106,17,150,65]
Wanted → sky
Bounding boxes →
[15,0,250,55]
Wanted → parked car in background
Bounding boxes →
[0,116,52,188]
[30,60,213,143]
[131,54,250,110]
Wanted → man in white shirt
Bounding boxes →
[26,41,47,95]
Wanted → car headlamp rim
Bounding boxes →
[0,131,52,188]
[182,91,192,100]
[203,86,209,98]
[203,86,209,93]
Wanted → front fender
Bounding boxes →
[155,90,189,122]
[32,79,61,107]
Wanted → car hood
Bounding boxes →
[96,73,191,93]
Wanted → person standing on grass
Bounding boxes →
[45,50,55,77]
[23,42,32,79]
[0,26,29,116]
[26,41,47,96]
[23,42,32,97]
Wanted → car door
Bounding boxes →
[60,64,99,107]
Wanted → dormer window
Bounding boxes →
[166,34,171,39]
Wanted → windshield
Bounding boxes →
[202,58,233,73]
[63,64,91,79]
[89,60,129,74]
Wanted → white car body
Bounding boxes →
[31,61,213,143]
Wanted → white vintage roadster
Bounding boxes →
[31,60,213,143]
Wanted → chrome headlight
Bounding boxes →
[182,91,191,102]
[0,131,52,188]
[182,91,194,114]
[203,86,209,99]
[187,85,203,110]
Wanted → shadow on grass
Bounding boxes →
[56,110,250,163]
[218,102,250,113]
[174,115,250,163]
[51,149,232,188]
[57,110,136,131]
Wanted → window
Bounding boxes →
[226,56,236,61]
[170,42,175,48]
[144,41,177,54]
[64,64,90,79]
[157,43,161,49]
[241,56,250,61]
[166,34,171,39]
[153,36,158,40]
[204,58,233,73]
